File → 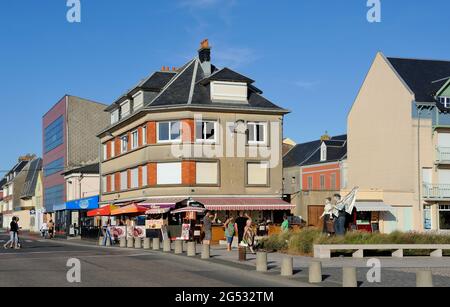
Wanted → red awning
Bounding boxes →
[194,198,294,211]
[111,204,148,216]
[87,205,118,217]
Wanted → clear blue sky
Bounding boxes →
[0,0,449,170]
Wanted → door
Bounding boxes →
[308,206,324,229]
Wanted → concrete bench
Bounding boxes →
[314,244,450,259]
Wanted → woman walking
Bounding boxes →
[242,219,256,254]
[224,217,237,252]
[3,217,19,249]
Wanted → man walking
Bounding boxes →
[235,212,249,244]
[3,217,19,249]
[202,211,215,245]
[333,194,347,236]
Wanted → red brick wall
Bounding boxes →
[115,137,121,155]
[106,176,112,193]
[147,122,156,144]
[138,127,143,147]
[138,166,143,187]
[182,161,196,185]
[147,163,157,186]
[114,172,121,191]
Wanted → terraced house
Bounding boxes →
[98,40,293,227]
[347,52,450,233]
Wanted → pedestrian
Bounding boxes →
[235,211,249,244]
[40,222,49,238]
[242,219,256,254]
[332,194,346,236]
[281,215,289,233]
[15,217,22,249]
[3,217,19,249]
[103,219,113,246]
[47,219,54,239]
[224,217,237,252]
[320,197,334,235]
[202,211,215,245]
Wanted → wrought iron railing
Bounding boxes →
[423,183,450,199]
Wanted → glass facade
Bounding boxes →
[44,185,64,211]
[44,116,64,153]
[44,158,64,177]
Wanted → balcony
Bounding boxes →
[423,184,450,200]
[436,147,450,164]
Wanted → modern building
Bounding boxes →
[53,163,101,238]
[42,95,108,218]
[347,52,450,233]
[98,40,292,228]
[283,134,347,227]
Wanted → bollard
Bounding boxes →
[256,252,268,272]
[119,237,126,248]
[143,238,151,249]
[163,240,171,252]
[174,240,183,254]
[342,267,358,287]
[105,237,111,247]
[187,242,196,257]
[134,237,142,249]
[416,270,433,287]
[281,256,293,276]
[98,236,104,246]
[201,244,210,259]
[152,238,160,251]
[309,261,323,283]
[127,237,134,248]
[238,246,247,261]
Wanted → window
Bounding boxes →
[331,174,337,190]
[44,158,64,177]
[248,122,266,144]
[120,100,131,118]
[439,96,450,108]
[110,141,115,158]
[130,168,139,189]
[121,135,128,154]
[131,130,138,150]
[110,174,115,192]
[141,165,148,187]
[44,185,64,211]
[120,171,128,190]
[320,175,325,190]
[102,176,107,192]
[103,144,107,160]
[111,109,119,124]
[133,92,144,111]
[307,176,313,190]
[439,205,450,230]
[196,162,218,185]
[142,125,147,145]
[44,116,64,153]
[247,162,269,185]
[196,120,217,143]
[210,81,248,103]
[158,121,181,142]
[157,163,182,185]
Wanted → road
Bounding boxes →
[0,233,305,287]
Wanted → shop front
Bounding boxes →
[53,195,99,238]
[438,204,450,231]
[350,201,393,233]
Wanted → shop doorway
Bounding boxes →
[308,206,324,229]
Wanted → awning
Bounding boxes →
[87,205,118,217]
[171,206,206,214]
[355,202,393,212]
[111,204,148,216]
[140,198,185,209]
[54,195,99,211]
[146,208,171,215]
[194,198,295,211]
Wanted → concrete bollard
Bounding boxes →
[201,244,210,259]
[174,240,183,254]
[256,252,268,272]
[342,267,358,287]
[98,236,104,246]
[127,237,134,248]
[416,270,434,287]
[143,238,151,249]
[163,240,171,252]
[281,256,293,276]
[152,238,160,251]
[309,261,323,283]
[187,242,196,257]
[119,237,126,248]
[134,237,142,249]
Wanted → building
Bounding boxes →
[98,40,292,228]
[53,163,101,238]
[42,95,108,218]
[283,134,347,227]
[0,178,6,228]
[1,155,35,229]
[347,52,450,233]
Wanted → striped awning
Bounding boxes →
[145,208,171,215]
[355,202,393,212]
[194,198,294,211]
[171,206,206,214]
[140,198,186,208]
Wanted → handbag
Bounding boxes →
[326,219,335,233]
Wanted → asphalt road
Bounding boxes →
[0,233,306,287]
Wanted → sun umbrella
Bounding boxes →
[87,205,118,217]
[110,204,148,216]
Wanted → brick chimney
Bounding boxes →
[18,154,36,162]
[198,39,211,76]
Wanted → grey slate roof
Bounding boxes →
[21,158,42,199]
[62,163,99,176]
[283,135,347,168]
[387,57,450,102]
[198,67,255,84]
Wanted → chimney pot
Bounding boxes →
[198,39,212,76]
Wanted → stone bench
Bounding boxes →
[314,244,450,259]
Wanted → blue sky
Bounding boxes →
[0,0,449,170]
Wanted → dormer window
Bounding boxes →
[120,100,131,118]
[320,142,327,162]
[133,91,144,111]
[439,96,450,108]
[111,109,119,124]
[210,81,248,103]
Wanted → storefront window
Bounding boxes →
[439,205,450,230]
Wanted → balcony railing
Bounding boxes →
[436,147,450,164]
[423,184,450,199]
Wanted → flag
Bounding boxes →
[341,187,358,214]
